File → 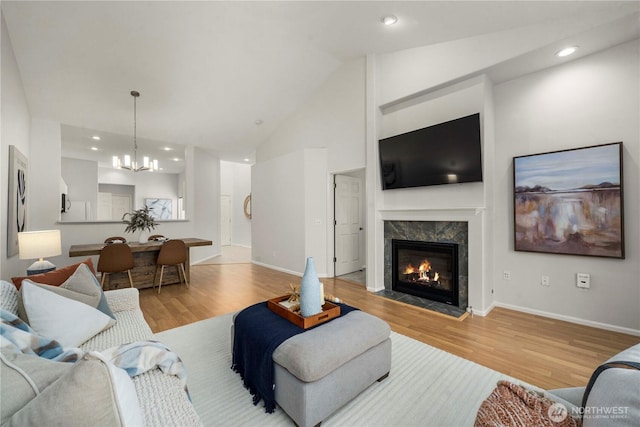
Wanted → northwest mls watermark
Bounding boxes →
[548,402,631,422]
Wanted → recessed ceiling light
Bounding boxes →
[90,146,99,151]
[91,135,101,140]
[172,157,181,162]
[381,15,398,26]
[254,119,263,126]
[244,158,250,162]
[556,46,578,57]
[163,147,173,151]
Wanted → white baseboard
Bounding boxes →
[467,303,495,317]
[251,260,304,278]
[495,302,640,337]
[192,253,222,265]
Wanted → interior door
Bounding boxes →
[334,174,363,276]
[220,195,231,246]
[111,194,131,221]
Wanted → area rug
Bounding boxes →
[155,313,518,426]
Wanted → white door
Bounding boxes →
[220,195,231,246]
[334,174,363,276]
[97,192,112,220]
[111,195,131,221]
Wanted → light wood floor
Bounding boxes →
[139,263,639,391]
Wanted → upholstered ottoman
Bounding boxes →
[272,310,391,427]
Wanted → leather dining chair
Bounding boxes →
[97,243,135,289]
[104,236,127,244]
[154,239,189,293]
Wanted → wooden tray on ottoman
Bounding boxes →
[268,295,340,329]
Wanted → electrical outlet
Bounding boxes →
[541,275,550,286]
[577,273,590,289]
[503,270,511,280]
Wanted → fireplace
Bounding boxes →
[392,239,459,306]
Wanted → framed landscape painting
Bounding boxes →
[513,142,624,258]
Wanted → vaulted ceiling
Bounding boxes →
[2,1,638,169]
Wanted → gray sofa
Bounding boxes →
[1,280,202,426]
[545,343,640,427]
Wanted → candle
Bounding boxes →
[320,282,325,306]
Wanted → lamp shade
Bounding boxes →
[18,230,62,260]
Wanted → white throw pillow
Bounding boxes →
[6,351,144,426]
[20,281,114,348]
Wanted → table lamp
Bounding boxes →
[18,230,62,275]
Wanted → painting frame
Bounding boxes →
[513,142,624,259]
[145,198,172,220]
[7,145,28,257]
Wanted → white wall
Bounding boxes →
[1,12,31,278]
[257,58,366,173]
[220,160,252,247]
[252,151,306,275]
[253,58,366,276]
[190,146,221,263]
[62,157,98,219]
[493,40,640,332]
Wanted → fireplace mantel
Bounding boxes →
[379,208,485,221]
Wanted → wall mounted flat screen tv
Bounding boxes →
[379,113,482,190]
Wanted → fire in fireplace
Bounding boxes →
[392,239,459,306]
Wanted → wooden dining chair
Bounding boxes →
[154,239,189,293]
[97,243,135,289]
[104,236,127,244]
[147,234,166,242]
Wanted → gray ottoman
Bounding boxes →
[272,310,392,427]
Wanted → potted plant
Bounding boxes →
[122,205,159,243]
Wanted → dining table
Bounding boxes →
[69,237,212,290]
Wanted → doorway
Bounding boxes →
[334,171,365,281]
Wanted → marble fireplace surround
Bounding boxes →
[384,220,468,310]
[377,209,487,316]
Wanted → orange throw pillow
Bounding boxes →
[11,258,97,290]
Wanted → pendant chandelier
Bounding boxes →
[112,90,158,172]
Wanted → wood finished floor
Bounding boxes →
[139,263,639,391]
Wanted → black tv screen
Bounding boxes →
[379,113,483,190]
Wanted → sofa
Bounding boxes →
[475,342,640,426]
[1,262,202,427]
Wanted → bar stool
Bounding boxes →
[97,243,135,289]
[154,240,189,293]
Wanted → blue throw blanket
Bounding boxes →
[231,301,357,413]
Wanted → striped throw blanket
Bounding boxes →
[1,309,188,395]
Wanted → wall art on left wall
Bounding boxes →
[7,145,28,256]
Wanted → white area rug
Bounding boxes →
[155,313,516,427]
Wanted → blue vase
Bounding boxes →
[300,257,322,317]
